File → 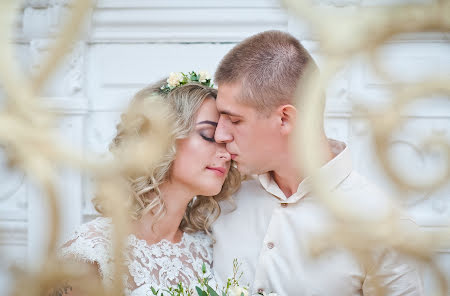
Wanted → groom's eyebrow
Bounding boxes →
[219,110,242,117]
[197,120,218,127]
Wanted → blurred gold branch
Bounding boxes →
[285,0,450,295]
[0,0,448,295]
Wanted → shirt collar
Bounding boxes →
[258,139,353,203]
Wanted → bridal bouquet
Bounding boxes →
[149,259,263,296]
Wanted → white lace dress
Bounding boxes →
[60,217,214,296]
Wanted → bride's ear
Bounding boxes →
[277,104,297,135]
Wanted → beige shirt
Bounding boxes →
[212,140,423,296]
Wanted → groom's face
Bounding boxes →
[215,83,284,175]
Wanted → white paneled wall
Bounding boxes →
[1,0,449,294]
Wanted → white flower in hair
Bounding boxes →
[229,286,249,296]
[160,71,214,94]
[167,72,184,88]
[198,70,211,83]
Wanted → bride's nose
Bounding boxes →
[217,145,231,161]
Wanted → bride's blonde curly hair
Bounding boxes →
[93,80,241,236]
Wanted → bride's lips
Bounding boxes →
[206,166,227,176]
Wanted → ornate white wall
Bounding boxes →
[1,0,449,294]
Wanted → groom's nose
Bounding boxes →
[215,116,233,143]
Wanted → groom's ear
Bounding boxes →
[276,104,297,136]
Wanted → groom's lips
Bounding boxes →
[231,154,237,160]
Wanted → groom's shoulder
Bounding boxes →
[338,170,401,220]
[341,170,420,239]
[342,170,388,198]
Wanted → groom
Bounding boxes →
[212,31,423,295]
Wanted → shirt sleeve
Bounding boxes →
[362,247,424,296]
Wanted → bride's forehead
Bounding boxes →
[196,98,220,120]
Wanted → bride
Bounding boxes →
[59,72,241,295]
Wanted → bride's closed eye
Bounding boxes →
[200,132,215,143]
[196,120,218,143]
[198,126,216,142]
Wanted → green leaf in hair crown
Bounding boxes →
[160,71,213,94]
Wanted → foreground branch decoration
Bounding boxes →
[0,0,448,295]
[283,0,450,295]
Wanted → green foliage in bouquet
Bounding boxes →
[149,259,248,296]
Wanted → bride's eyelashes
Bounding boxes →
[196,121,218,143]
[200,133,215,143]
[198,128,216,143]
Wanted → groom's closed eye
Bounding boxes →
[229,117,241,124]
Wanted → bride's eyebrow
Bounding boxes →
[197,120,218,127]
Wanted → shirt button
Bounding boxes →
[281,203,288,208]
[257,288,265,294]
[267,242,274,249]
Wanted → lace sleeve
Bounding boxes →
[59,217,114,285]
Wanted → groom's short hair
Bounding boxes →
[215,30,318,113]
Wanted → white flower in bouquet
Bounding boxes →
[198,71,211,83]
[229,286,249,296]
[167,72,184,87]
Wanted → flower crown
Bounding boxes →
[160,71,213,94]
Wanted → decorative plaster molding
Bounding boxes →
[90,1,288,43]
[0,167,25,203]
[66,42,84,95]
[29,39,50,74]
[96,0,281,9]
[22,0,71,9]
[0,163,27,209]
[22,6,64,38]
[30,40,85,96]
[42,97,89,114]
[23,0,52,9]
[324,117,350,142]
[318,0,360,6]
[0,220,27,246]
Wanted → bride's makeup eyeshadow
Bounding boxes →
[197,120,218,143]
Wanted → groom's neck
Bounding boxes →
[270,166,303,198]
[271,134,334,198]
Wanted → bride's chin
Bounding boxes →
[197,185,223,197]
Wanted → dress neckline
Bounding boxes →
[95,217,206,248]
[127,231,188,248]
